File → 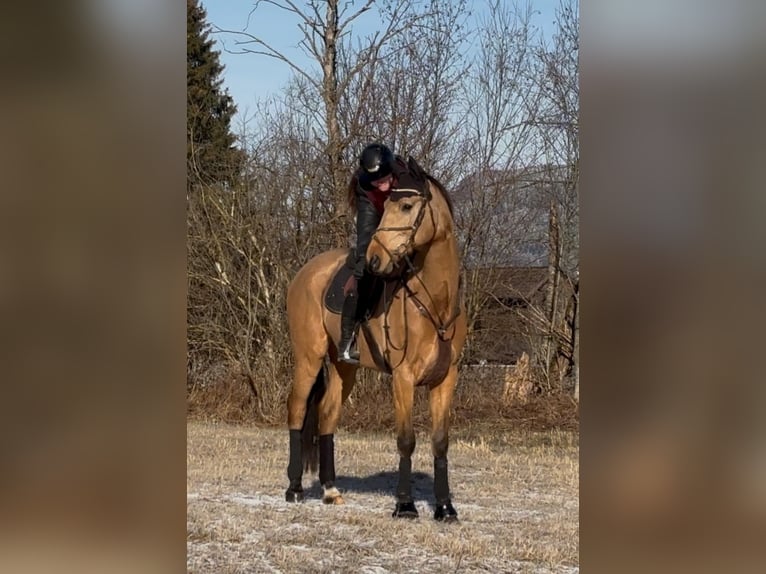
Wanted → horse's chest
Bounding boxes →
[415,336,452,387]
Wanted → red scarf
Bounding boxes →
[363,178,395,216]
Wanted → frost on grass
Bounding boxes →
[187,423,579,573]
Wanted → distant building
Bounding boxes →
[453,165,578,366]
[462,266,575,366]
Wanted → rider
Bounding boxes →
[338,142,408,364]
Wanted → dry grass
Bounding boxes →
[187,421,579,573]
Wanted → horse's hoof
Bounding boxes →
[322,485,345,505]
[323,495,345,505]
[434,501,458,522]
[392,501,419,519]
[285,488,304,503]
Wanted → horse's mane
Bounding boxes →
[425,174,454,218]
[346,166,455,218]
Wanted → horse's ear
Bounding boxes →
[407,156,427,180]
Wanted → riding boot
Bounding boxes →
[339,291,360,364]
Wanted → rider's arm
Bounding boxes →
[354,193,380,278]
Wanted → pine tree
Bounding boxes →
[187,0,242,187]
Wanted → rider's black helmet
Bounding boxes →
[359,143,394,180]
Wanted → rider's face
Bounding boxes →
[371,173,393,192]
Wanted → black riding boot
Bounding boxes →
[339,292,360,364]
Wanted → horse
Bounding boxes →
[284,156,467,521]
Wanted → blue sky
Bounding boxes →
[201,1,562,121]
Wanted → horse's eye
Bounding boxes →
[401,203,413,212]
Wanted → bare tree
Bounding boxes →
[187,94,340,420]
[532,0,579,394]
[342,0,470,176]
[216,0,426,211]
[187,0,581,420]
[449,1,550,365]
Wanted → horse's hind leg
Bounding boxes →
[285,353,324,502]
[317,355,357,505]
[429,364,459,522]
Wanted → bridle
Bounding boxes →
[369,182,462,368]
[370,185,433,264]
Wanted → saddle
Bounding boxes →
[323,250,384,319]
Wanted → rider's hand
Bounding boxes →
[343,275,358,297]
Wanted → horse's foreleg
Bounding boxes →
[392,375,418,519]
[429,364,459,522]
[317,358,357,505]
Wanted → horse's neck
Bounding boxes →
[409,234,460,313]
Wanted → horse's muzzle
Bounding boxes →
[369,254,381,273]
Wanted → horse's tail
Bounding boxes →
[301,364,325,474]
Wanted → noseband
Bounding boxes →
[371,185,433,265]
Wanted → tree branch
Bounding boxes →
[213,27,320,89]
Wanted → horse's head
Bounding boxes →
[366,157,445,277]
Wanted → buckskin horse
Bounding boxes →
[284,157,467,521]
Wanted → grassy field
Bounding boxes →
[187,421,579,573]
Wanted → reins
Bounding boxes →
[401,270,463,341]
[371,183,463,368]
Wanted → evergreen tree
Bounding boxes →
[187,0,242,187]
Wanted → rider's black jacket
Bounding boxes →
[350,155,408,278]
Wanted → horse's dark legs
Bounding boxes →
[392,376,418,518]
[317,433,341,503]
[317,356,357,504]
[285,358,323,502]
[393,433,418,518]
[286,429,304,502]
[432,456,456,521]
[429,365,459,522]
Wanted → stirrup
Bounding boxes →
[339,346,360,365]
[339,337,360,365]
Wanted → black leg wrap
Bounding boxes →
[433,457,456,521]
[318,434,335,486]
[392,500,419,519]
[287,430,303,484]
[434,456,450,504]
[286,429,304,501]
[433,501,458,522]
[396,456,413,503]
[392,455,419,518]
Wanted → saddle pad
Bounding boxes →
[323,250,386,317]
[324,261,354,315]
